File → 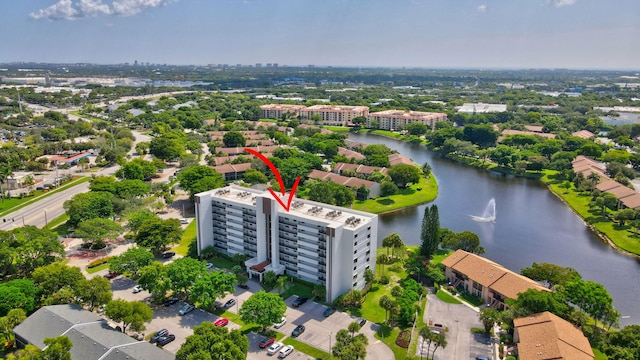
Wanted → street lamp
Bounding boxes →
[44,209,48,227]
[329,331,332,352]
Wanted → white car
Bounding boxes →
[267,342,284,355]
[273,317,286,329]
[132,285,143,293]
[278,345,294,359]
[179,218,189,224]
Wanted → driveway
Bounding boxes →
[421,291,494,360]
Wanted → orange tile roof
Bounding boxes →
[337,147,366,161]
[514,312,594,360]
[213,163,252,174]
[441,250,548,300]
[502,129,556,139]
[572,130,595,139]
[307,169,377,189]
[621,194,640,209]
[250,261,271,273]
[388,153,414,166]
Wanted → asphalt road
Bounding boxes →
[422,292,493,360]
[0,130,151,231]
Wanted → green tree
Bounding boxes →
[222,131,247,147]
[4,226,65,277]
[261,271,278,291]
[108,246,154,278]
[380,180,398,197]
[137,262,171,298]
[89,175,117,193]
[565,279,616,328]
[387,164,421,189]
[462,124,498,148]
[63,192,115,227]
[190,271,237,309]
[75,218,123,249]
[332,329,368,360]
[242,168,268,185]
[379,295,393,322]
[135,217,183,255]
[490,145,520,168]
[479,307,500,333]
[0,308,27,349]
[441,231,485,254]
[176,322,248,360]
[614,208,636,226]
[42,336,72,360]
[420,205,440,259]
[31,263,84,302]
[348,322,361,337]
[520,262,582,288]
[114,179,150,199]
[239,291,287,332]
[74,276,112,311]
[149,135,185,161]
[167,257,207,298]
[125,209,157,233]
[406,122,428,135]
[381,233,403,258]
[430,332,447,359]
[178,165,224,200]
[105,299,153,333]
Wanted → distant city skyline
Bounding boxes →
[1,0,639,70]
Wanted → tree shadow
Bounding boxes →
[399,188,416,195]
[377,198,395,206]
[376,324,392,338]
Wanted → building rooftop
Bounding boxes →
[203,185,375,229]
[369,109,447,120]
[441,250,548,299]
[514,311,594,360]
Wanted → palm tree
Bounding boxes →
[275,276,288,296]
[587,172,600,190]
[0,165,13,202]
[431,333,447,359]
[379,295,393,322]
[419,326,433,359]
[347,322,361,337]
[23,175,35,194]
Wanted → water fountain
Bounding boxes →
[470,198,496,223]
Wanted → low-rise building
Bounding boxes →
[441,250,549,309]
[514,311,594,360]
[13,304,175,360]
[457,103,508,113]
[195,185,378,302]
[259,104,306,119]
[300,105,369,126]
[307,169,380,199]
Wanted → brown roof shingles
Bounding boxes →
[514,311,594,360]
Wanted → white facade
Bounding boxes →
[367,109,447,130]
[195,185,378,302]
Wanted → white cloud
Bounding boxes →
[477,4,487,13]
[547,0,577,7]
[29,0,178,20]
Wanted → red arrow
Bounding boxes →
[245,148,300,212]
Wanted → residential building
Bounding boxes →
[367,109,447,130]
[441,250,548,309]
[500,129,556,140]
[457,103,508,113]
[337,147,366,161]
[6,171,35,190]
[307,169,381,199]
[572,130,595,139]
[388,153,414,167]
[332,163,388,178]
[300,105,369,126]
[514,311,594,360]
[213,163,253,181]
[195,185,378,302]
[259,104,306,119]
[13,304,175,360]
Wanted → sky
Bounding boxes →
[1,0,639,70]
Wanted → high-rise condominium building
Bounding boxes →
[195,185,378,302]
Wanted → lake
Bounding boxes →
[349,132,640,326]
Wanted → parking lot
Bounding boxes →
[104,272,393,360]
[422,291,494,360]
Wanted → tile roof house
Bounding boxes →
[388,153,414,167]
[337,147,366,161]
[332,163,388,177]
[441,250,549,309]
[572,130,595,139]
[571,156,608,179]
[213,163,253,181]
[514,311,594,360]
[307,169,380,199]
[13,304,174,360]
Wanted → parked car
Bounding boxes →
[96,305,105,314]
[356,318,366,327]
[178,304,195,316]
[475,357,490,360]
[179,218,189,224]
[150,329,169,343]
[278,345,294,359]
[291,325,305,337]
[205,263,215,270]
[292,296,308,307]
[132,285,143,293]
[163,298,179,307]
[273,317,286,329]
[214,318,229,327]
[323,307,336,317]
[223,299,236,309]
[104,271,118,279]
[156,334,176,346]
[238,283,249,289]
[267,342,284,355]
[259,336,275,348]
[162,252,176,259]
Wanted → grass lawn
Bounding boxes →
[541,170,640,256]
[431,249,452,265]
[375,325,406,360]
[323,126,350,133]
[46,214,70,232]
[69,110,107,122]
[282,282,314,300]
[210,257,237,270]
[593,348,608,360]
[360,284,389,324]
[173,221,196,256]
[352,176,437,214]
[459,292,484,307]
[282,337,331,359]
[86,263,109,274]
[436,289,462,304]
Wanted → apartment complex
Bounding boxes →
[195,185,378,302]
[441,250,548,309]
[300,105,370,126]
[259,104,306,119]
[367,109,447,130]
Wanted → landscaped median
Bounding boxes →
[541,170,640,256]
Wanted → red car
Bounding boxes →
[104,271,118,279]
[259,337,275,348]
[214,318,229,327]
